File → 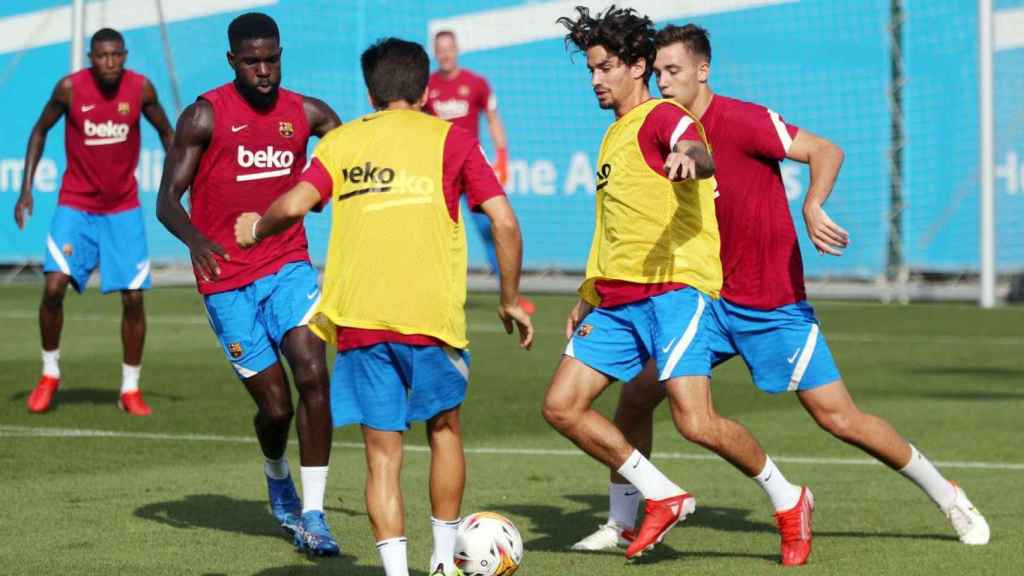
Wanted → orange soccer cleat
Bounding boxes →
[118,390,152,416]
[26,375,61,413]
[774,486,814,566]
[625,493,695,559]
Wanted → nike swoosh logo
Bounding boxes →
[787,348,801,364]
[624,490,639,497]
[81,105,95,112]
[764,470,773,482]
[661,338,676,354]
[307,290,318,300]
[231,124,248,133]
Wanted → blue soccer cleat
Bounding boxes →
[266,474,303,535]
[293,510,341,556]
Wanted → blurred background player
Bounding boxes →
[234,37,534,576]
[571,23,990,561]
[14,27,174,416]
[156,13,341,555]
[426,30,535,315]
[542,5,750,561]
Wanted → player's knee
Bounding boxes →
[674,412,715,447]
[258,403,294,429]
[291,357,328,395]
[121,291,144,315]
[541,399,578,433]
[41,284,67,309]
[815,408,858,441]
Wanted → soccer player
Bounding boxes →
[571,23,990,561]
[155,13,341,555]
[426,30,535,315]
[542,6,779,560]
[233,37,533,576]
[14,28,174,416]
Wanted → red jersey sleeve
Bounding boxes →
[735,103,800,160]
[477,76,496,113]
[442,125,505,221]
[299,157,333,212]
[637,102,701,177]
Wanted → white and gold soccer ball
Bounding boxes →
[454,512,523,576]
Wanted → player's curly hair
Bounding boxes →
[557,5,656,81]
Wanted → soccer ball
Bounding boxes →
[454,512,523,576]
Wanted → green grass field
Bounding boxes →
[1,284,1021,575]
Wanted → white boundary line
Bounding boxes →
[0,309,1020,346]
[2,425,1022,471]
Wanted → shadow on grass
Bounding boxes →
[249,558,429,576]
[8,387,185,405]
[135,494,363,537]
[495,492,956,564]
[906,365,1024,381]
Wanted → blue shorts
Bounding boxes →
[44,205,150,293]
[565,287,712,383]
[331,343,470,431]
[706,299,841,394]
[202,261,320,380]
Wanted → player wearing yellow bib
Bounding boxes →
[541,6,783,560]
[234,38,533,576]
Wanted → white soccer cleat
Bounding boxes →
[570,521,633,551]
[944,482,990,545]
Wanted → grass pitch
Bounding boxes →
[0,284,1021,575]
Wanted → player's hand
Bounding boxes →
[499,300,534,350]
[13,193,33,229]
[565,298,594,340]
[494,148,509,186]
[663,151,697,181]
[187,233,229,282]
[234,212,262,248]
[803,202,849,256]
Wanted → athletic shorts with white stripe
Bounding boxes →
[565,287,711,383]
[331,343,470,431]
[706,298,840,394]
[43,205,150,293]
[202,261,320,380]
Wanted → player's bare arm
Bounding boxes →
[235,181,320,248]
[141,78,174,151]
[156,100,230,281]
[14,77,71,229]
[478,195,534,349]
[787,129,849,256]
[664,139,714,181]
[303,96,342,138]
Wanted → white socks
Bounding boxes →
[752,456,802,511]
[264,455,290,481]
[301,466,329,513]
[608,483,642,530]
[42,349,60,378]
[377,537,409,576]
[616,450,684,501]
[430,516,461,573]
[121,363,141,394]
[899,444,957,510]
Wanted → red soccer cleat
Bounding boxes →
[517,295,536,316]
[774,486,814,566]
[26,375,61,413]
[625,493,695,559]
[118,390,152,416]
